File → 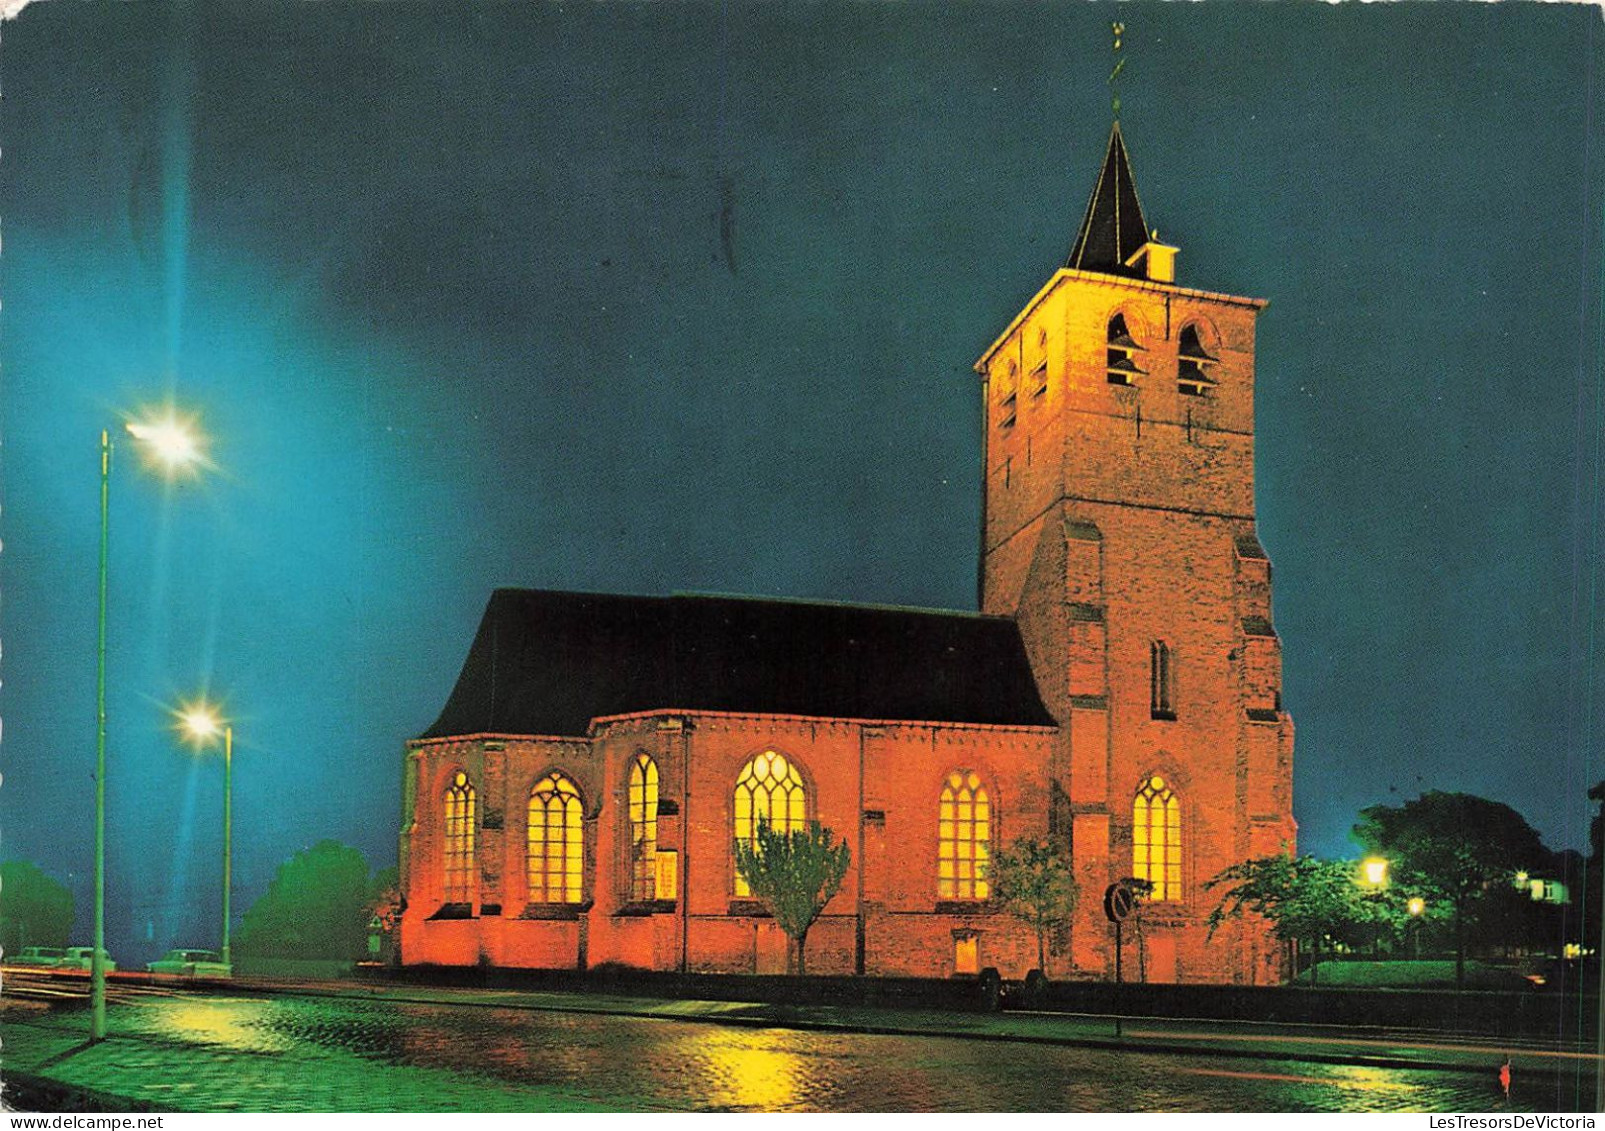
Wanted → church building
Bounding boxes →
[397,119,1296,984]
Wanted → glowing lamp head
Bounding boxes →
[182,708,221,739]
[175,700,227,747]
[1361,857,1389,888]
[126,413,208,477]
[1408,897,1425,917]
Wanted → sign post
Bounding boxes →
[1103,882,1137,1038]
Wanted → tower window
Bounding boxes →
[1177,324,1217,397]
[1151,640,1175,720]
[443,770,476,905]
[1031,360,1048,398]
[1133,775,1181,902]
[733,750,807,896]
[1107,313,1145,386]
[998,362,1018,430]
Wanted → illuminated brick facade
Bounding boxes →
[399,123,1294,984]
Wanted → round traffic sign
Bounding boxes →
[1103,881,1135,923]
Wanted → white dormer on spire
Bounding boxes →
[1124,229,1179,284]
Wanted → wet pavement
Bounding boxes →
[2,983,1594,1113]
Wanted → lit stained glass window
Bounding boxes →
[733,750,805,897]
[528,771,584,904]
[443,770,476,904]
[938,771,991,900]
[628,753,660,901]
[1133,775,1181,901]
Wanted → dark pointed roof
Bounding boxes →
[420,589,1057,739]
[1066,122,1151,278]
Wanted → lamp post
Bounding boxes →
[92,431,110,1042]
[91,413,207,1042]
[179,704,233,970]
[1407,897,1425,960]
[1591,784,1605,1113]
[1354,858,1390,959]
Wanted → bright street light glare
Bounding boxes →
[176,701,225,744]
[126,414,208,475]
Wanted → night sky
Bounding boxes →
[3,2,1599,963]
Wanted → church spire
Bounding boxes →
[1065,26,1173,282]
[1065,121,1152,278]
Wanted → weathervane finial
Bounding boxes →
[1109,21,1126,121]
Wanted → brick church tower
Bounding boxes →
[975,122,1295,983]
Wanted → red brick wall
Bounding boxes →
[400,714,1063,980]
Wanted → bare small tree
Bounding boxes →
[989,837,1080,976]
[733,818,851,974]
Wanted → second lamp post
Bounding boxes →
[180,704,233,970]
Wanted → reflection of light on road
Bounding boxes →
[690,1028,806,1110]
[156,998,281,1052]
[1332,1065,1415,1091]
[1176,1062,1413,1094]
[1178,1066,1338,1085]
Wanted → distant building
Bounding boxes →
[1515,873,1569,905]
[398,120,1296,983]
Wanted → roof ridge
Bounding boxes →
[669,590,1003,620]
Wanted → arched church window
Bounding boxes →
[528,771,584,904]
[1177,323,1217,397]
[628,753,660,901]
[938,771,992,900]
[443,770,476,904]
[733,749,806,896]
[1151,640,1175,719]
[1133,775,1181,902]
[1107,313,1145,386]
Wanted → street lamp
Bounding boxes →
[92,413,207,1042]
[1408,897,1425,960]
[177,701,233,971]
[1361,857,1389,889]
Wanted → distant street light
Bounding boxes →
[91,413,208,1043]
[1407,897,1425,960]
[1361,857,1389,889]
[178,701,234,971]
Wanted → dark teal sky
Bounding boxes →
[3,2,1600,961]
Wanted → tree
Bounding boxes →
[989,837,1080,975]
[1205,852,1375,984]
[1353,792,1551,986]
[732,819,850,975]
[0,859,74,954]
[235,841,389,961]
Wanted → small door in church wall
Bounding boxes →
[1145,932,1177,983]
[954,934,980,976]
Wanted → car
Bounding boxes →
[60,946,116,972]
[146,948,231,978]
[11,946,68,968]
